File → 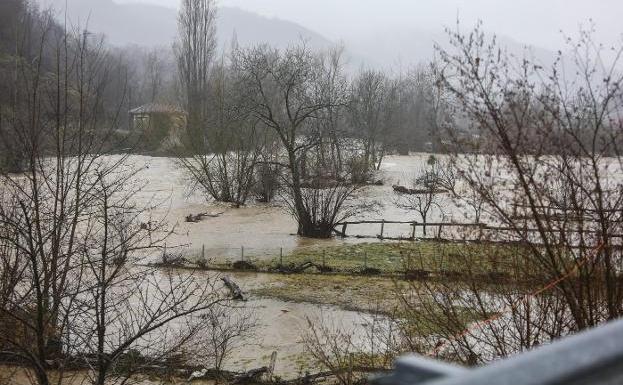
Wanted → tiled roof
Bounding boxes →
[129,103,185,115]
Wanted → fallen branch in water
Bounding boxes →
[392,185,447,195]
[221,276,245,300]
[185,211,224,223]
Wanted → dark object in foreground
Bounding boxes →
[221,276,245,300]
[185,211,224,223]
[392,185,448,195]
[278,261,333,274]
[372,318,623,385]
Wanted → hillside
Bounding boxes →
[38,0,557,71]
[39,0,333,51]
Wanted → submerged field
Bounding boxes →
[0,153,568,383]
[111,153,542,379]
[2,153,536,381]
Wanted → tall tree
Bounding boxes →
[236,44,363,238]
[349,70,395,170]
[175,0,217,151]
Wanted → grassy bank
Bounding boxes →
[276,241,529,274]
[249,273,409,314]
[179,240,535,283]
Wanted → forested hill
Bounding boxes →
[38,0,333,51]
[36,0,557,71]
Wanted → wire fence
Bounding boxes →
[150,217,621,281]
[155,239,546,283]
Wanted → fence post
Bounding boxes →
[342,223,348,237]
[411,222,417,240]
[280,247,283,267]
[322,250,326,272]
[201,244,205,260]
[380,219,385,239]
[267,351,277,381]
[241,246,244,263]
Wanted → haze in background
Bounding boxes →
[116,0,623,50]
[40,0,623,70]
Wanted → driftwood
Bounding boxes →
[221,276,245,300]
[392,185,447,195]
[185,211,224,223]
[232,260,258,271]
[232,367,269,384]
[279,261,332,273]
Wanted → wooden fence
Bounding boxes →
[333,220,623,247]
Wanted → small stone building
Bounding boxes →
[129,103,186,150]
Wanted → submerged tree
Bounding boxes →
[179,59,264,207]
[394,157,450,236]
[235,43,369,237]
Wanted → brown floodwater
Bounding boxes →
[0,154,449,384]
[128,153,458,262]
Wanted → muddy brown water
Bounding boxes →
[177,271,388,378]
[128,153,461,262]
[2,153,516,383]
[0,269,389,383]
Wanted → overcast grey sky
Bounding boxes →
[115,0,623,50]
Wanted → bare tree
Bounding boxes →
[393,22,623,366]
[348,70,393,171]
[183,304,257,382]
[71,168,227,385]
[0,12,133,383]
[313,45,349,177]
[394,157,448,236]
[175,0,217,150]
[179,59,264,207]
[0,5,229,385]
[235,43,363,237]
[142,49,165,103]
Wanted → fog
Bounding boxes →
[36,0,623,70]
[116,0,623,51]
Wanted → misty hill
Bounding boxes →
[346,25,559,71]
[39,0,557,71]
[39,0,333,51]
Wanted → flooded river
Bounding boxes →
[0,154,447,383]
[131,153,456,261]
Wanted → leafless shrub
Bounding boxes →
[392,22,623,366]
[394,157,450,236]
[303,310,399,385]
[182,304,258,381]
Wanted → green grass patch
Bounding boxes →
[255,241,531,277]
[250,273,408,314]
[250,272,486,344]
